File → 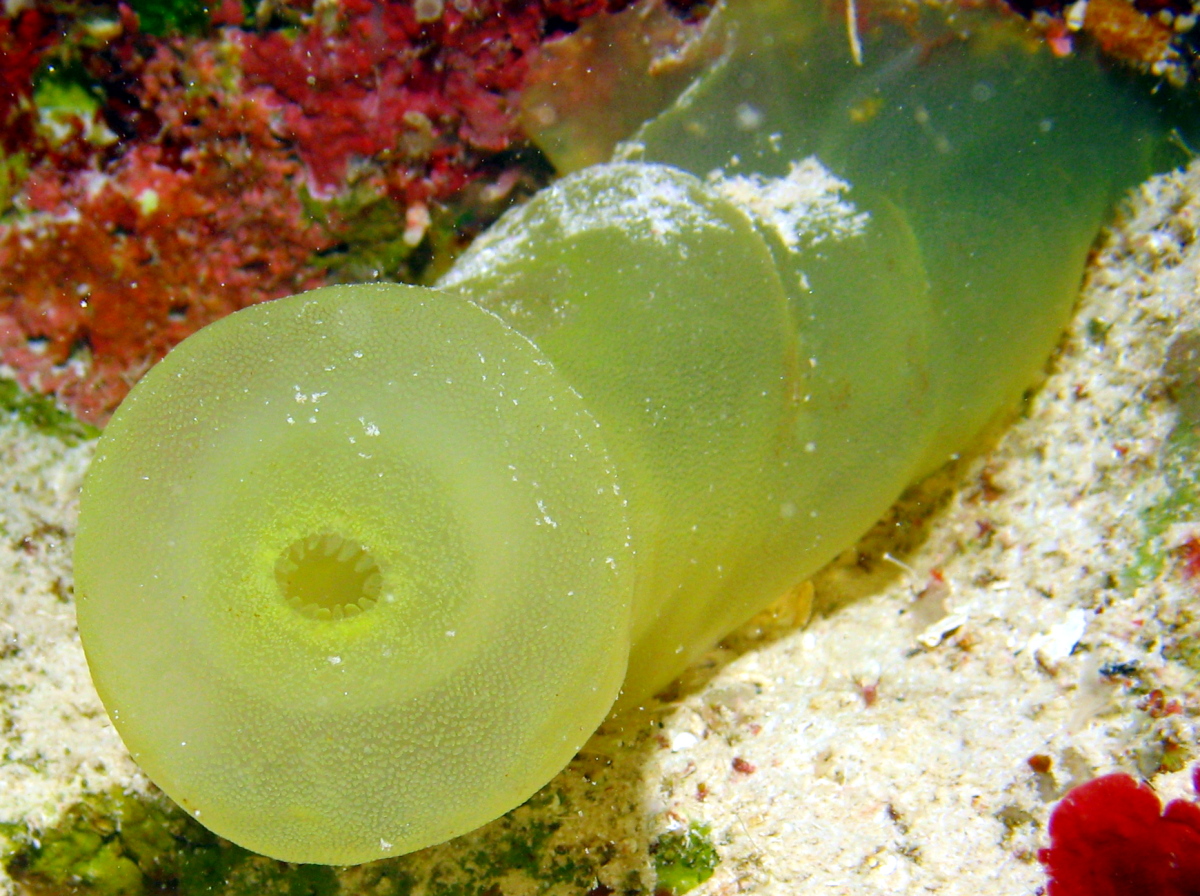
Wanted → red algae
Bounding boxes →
[1038,767,1200,896]
[1174,535,1200,581]
[0,7,61,157]
[1082,0,1177,72]
[239,0,543,200]
[0,0,659,426]
[0,40,330,425]
[237,0,643,202]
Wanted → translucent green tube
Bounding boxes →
[74,0,1187,867]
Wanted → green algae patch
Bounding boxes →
[337,789,602,896]
[0,378,99,444]
[128,0,212,35]
[0,151,29,217]
[6,789,220,894]
[299,184,426,285]
[1162,609,1200,676]
[651,824,719,895]
[1130,329,1200,586]
[32,62,112,149]
[1,787,343,896]
[198,857,338,896]
[1132,423,1200,582]
[299,155,554,288]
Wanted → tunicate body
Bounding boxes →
[74,0,1192,866]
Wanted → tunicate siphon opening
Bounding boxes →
[274,533,382,621]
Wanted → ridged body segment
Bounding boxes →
[74,0,1190,866]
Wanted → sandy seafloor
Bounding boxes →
[0,160,1199,895]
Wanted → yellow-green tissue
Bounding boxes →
[75,286,633,864]
[74,0,1192,869]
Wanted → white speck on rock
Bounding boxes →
[1028,609,1090,669]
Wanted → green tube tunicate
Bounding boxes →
[74,0,1190,867]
